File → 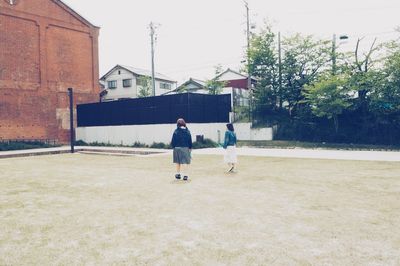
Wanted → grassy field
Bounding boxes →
[1,153,399,265]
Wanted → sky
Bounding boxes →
[62,0,400,84]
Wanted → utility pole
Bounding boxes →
[332,33,336,75]
[245,1,251,91]
[244,1,252,122]
[278,32,282,108]
[332,34,349,75]
[150,22,156,96]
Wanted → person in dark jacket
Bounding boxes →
[223,123,237,172]
[171,118,192,180]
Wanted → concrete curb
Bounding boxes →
[0,146,169,159]
[0,148,77,159]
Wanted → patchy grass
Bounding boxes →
[238,140,400,151]
[0,154,399,265]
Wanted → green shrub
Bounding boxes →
[150,142,170,149]
[0,140,59,151]
[88,141,115,147]
[132,142,148,148]
[192,138,219,149]
[74,140,88,146]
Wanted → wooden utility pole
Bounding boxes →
[244,1,252,122]
[278,32,283,108]
[332,33,337,75]
[150,22,156,96]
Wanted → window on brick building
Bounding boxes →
[108,80,117,89]
[123,79,132,88]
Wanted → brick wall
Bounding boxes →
[0,0,99,143]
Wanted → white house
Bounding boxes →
[100,65,177,101]
[164,78,208,95]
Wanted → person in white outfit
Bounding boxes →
[223,123,237,172]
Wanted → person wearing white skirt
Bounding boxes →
[223,123,237,172]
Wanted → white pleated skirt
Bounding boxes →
[224,145,237,163]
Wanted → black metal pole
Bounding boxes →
[68,88,75,153]
[187,92,190,123]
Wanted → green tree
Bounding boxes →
[205,65,227,95]
[137,76,152,97]
[369,41,400,115]
[341,38,386,139]
[347,38,383,107]
[247,25,278,111]
[280,34,332,115]
[303,74,353,133]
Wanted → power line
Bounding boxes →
[286,5,400,15]
[159,56,243,72]
[346,30,398,38]
[311,30,398,41]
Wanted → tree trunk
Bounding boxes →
[333,115,339,134]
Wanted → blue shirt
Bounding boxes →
[223,130,237,149]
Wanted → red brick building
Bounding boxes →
[0,0,99,143]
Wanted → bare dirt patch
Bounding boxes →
[1,154,399,265]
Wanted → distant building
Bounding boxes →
[164,78,207,95]
[100,65,177,101]
[216,68,256,107]
[0,0,100,142]
[167,69,256,107]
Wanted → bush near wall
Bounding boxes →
[75,138,219,149]
[0,141,59,151]
[192,138,219,149]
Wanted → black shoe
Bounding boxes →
[183,176,188,181]
[175,174,181,180]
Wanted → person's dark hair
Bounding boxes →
[177,118,186,128]
[226,123,234,132]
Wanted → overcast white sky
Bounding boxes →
[63,0,400,84]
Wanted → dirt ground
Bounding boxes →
[0,153,399,265]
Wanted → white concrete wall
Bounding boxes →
[76,123,272,145]
[234,123,273,141]
[76,123,228,145]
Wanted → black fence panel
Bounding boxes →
[77,93,231,127]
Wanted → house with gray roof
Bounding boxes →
[163,78,208,95]
[99,65,176,101]
[165,69,256,107]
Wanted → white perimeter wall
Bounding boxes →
[234,123,273,141]
[76,123,272,145]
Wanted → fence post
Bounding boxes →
[187,92,190,122]
[68,88,75,153]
